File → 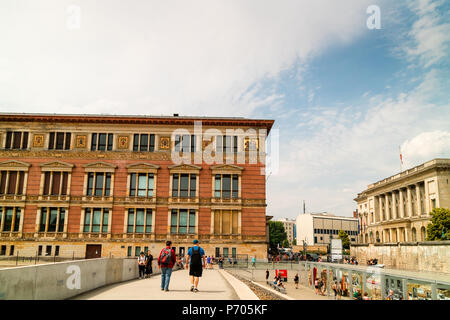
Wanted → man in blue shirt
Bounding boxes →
[185,239,206,292]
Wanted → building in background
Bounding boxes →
[354,158,450,244]
[273,217,296,246]
[295,212,359,246]
[0,113,273,260]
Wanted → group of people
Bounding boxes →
[141,239,207,292]
[367,258,378,265]
[137,250,154,279]
[315,278,326,296]
[343,257,358,265]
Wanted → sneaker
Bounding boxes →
[194,288,199,293]
[165,289,169,292]
[190,286,194,292]
[161,288,164,291]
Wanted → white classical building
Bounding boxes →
[354,158,450,244]
[295,212,359,246]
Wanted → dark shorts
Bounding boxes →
[189,265,203,277]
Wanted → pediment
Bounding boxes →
[0,160,31,170]
[83,161,117,172]
[210,164,244,171]
[168,164,202,172]
[82,161,117,169]
[126,162,160,171]
[40,161,74,168]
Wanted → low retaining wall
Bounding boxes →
[0,258,151,300]
[351,241,450,273]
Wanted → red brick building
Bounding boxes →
[0,113,273,259]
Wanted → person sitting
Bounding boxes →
[277,278,285,289]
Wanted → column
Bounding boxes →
[385,194,390,221]
[379,196,384,222]
[406,186,413,218]
[399,189,404,218]
[392,192,397,220]
[415,183,421,216]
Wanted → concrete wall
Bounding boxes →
[351,241,450,273]
[0,257,156,300]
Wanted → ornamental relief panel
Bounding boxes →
[32,134,45,147]
[75,135,87,148]
[159,136,170,150]
[117,135,129,149]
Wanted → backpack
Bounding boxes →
[190,246,202,266]
[160,248,172,265]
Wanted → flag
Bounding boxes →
[399,146,403,165]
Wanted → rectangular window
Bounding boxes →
[135,246,141,257]
[216,135,238,153]
[0,170,25,195]
[214,174,239,199]
[38,245,42,256]
[5,131,28,150]
[223,247,229,258]
[83,208,109,233]
[10,245,14,256]
[172,173,196,198]
[171,209,196,234]
[48,207,58,232]
[133,134,155,152]
[215,247,220,258]
[2,207,21,232]
[55,246,60,256]
[48,132,71,150]
[91,133,113,151]
[127,208,152,234]
[127,246,132,257]
[129,173,154,197]
[87,172,111,197]
[232,248,237,258]
[174,135,196,152]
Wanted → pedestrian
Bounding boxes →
[314,278,319,294]
[332,280,338,299]
[157,240,176,291]
[145,250,153,278]
[338,281,343,299]
[266,269,270,282]
[137,251,146,279]
[206,256,211,269]
[362,292,371,300]
[252,256,256,268]
[294,273,299,289]
[186,239,206,293]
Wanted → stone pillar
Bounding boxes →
[416,183,422,216]
[379,196,384,222]
[385,194,390,221]
[407,186,413,218]
[399,189,404,218]
[392,192,397,220]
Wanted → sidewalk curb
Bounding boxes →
[219,270,259,300]
[250,281,295,300]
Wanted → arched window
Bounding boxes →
[411,228,417,242]
[376,231,380,243]
[421,226,426,241]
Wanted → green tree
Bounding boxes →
[292,239,297,246]
[268,221,287,250]
[426,208,450,240]
[338,230,350,249]
[281,239,290,248]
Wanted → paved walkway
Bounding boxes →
[256,281,345,300]
[72,268,239,300]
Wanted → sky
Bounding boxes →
[0,0,449,219]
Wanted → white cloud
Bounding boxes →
[401,131,450,168]
[404,0,450,68]
[0,0,371,115]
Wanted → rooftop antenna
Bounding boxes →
[303,200,306,214]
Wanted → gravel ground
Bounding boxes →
[232,274,286,300]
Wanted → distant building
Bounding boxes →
[273,217,296,245]
[354,158,450,244]
[296,212,358,246]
